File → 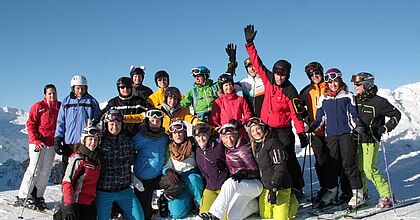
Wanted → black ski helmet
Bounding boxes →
[116,77,133,97]
[352,72,375,90]
[218,73,234,93]
[130,66,145,77]
[164,86,182,103]
[154,70,170,86]
[272,60,292,79]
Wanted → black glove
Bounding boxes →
[91,117,100,126]
[244,24,257,44]
[267,190,277,205]
[378,126,387,135]
[64,204,79,220]
[231,170,248,183]
[225,43,237,63]
[54,137,64,155]
[298,133,308,148]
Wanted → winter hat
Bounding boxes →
[154,70,170,87]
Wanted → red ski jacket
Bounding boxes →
[246,43,305,134]
[26,98,61,146]
[210,92,252,127]
[62,152,100,206]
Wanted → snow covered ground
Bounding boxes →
[1,82,419,219]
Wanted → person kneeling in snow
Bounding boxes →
[161,120,204,219]
[60,123,101,220]
[200,123,263,220]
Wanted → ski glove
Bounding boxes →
[244,24,257,44]
[229,119,243,129]
[64,204,79,220]
[54,137,64,155]
[378,125,387,135]
[225,43,237,62]
[165,169,181,185]
[298,133,308,148]
[231,170,248,183]
[267,190,277,205]
[32,140,44,151]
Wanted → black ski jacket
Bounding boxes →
[356,86,401,143]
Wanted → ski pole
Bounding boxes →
[301,141,307,176]
[308,135,314,205]
[18,146,42,219]
[380,138,397,217]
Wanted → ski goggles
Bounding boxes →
[218,74,233,84]
[191,68,210,76]
[169,123,186,133]
[244,117,263,129]
[82,127,101,136]
[105,113,123,122]
[220,126,237,135]
[193,124,210,136]
[324,73,341,82]
[272,67,289,76]
[145,109,164,118]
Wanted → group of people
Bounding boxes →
[16,24,402,220]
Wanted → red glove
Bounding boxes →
[32,140,44,150]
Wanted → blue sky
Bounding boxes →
[1,0,419,111]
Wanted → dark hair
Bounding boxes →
[44,84,56,94]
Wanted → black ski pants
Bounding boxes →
[134,176,161,220]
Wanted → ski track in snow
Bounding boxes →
[388,150,420,169]
[404,174,420,182]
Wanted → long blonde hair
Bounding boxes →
[247,124,269,155]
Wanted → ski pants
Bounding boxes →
[96,188,144,220]
[259,188,299,220]
[200,189,220,214]
[209,177,263,220]
[134,176,161,220]
[358,142,391,198]
[272,126,304,191]
[18,144,55,199]
[168,171,204,219]
[324,134,362,190]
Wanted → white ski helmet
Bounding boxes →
[70,74,88,87]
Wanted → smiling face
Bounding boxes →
[157,77,169,88]
[354,82,365,95]
[327,79,341,92]
[221,133,237,148]
[250,124,264,140]
[194,133,210,149]
[172,130,186,144]
[44,88,57,101]
[195,75,206,85]
[166,96,178,108]
[148,117,162,128]
[247,65,257,77]
[84,136,99,151]
[119,86,132,96]
[73,85,87,98]
[274,73,287,86]
[222,82,234,94]
[132,74,143,85]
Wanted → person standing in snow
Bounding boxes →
[246,117,299,220]
[16,84,60,210]
[130,66,153,101]
[180,66,221,123]
[307,68,364,209]
[95,110,144,220]
[243,24,308,197]
[352,72,401,208]
[161,120,204,219]
[61,124,101,220]
[54,75,100,175]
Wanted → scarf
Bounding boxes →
[169,138,193,161]
[162,102,181,117]
[357,85,378,102]
[77,143,101,167]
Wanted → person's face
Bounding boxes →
[195,75,206,85]
[327,79,341,92]
[157,77,169,88]
[222,82,234,94]
[119,86,132,96]
[167,96,178,108]
[309,71,323,84]
[172,130,186,144]
[274,73,287,86]
[73,85,87,98]
[221,133,237,148]
[250,124,264,140]
[148,117,162,128]
[44,88,57,101]
[107,121,122,135]
[247,65,257,77]
[194,133,210,149]
[84,136,98,151]
[354,82,365,95]
[132,74,143,85]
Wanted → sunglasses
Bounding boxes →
[169,124,185,133]
[106,113,123,122]
[119,86,132,89]
[145,109,164,118]
[157,78,168,82]
[306,69,322,77]
[354,82,362,87]
[273,67,288,76]
[324,73,340,82]
[245,117,263,129]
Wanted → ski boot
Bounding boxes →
[377,197,393,209]
[346,189,366,210]
[318,187,338,208]
[199,212,220,220]
[14,196,40,211]
[34,197,47,211]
